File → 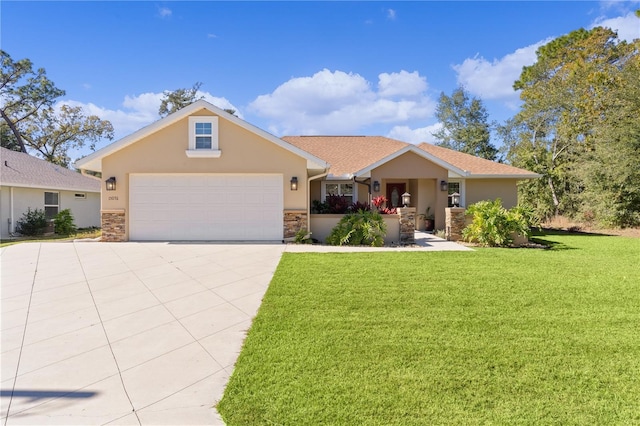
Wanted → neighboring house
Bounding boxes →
[0,147,101,239]
[75,100,538,242]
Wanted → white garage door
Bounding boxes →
[129,174,283,241]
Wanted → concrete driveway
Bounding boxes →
[1,242,286,425]
[1,235,469,425]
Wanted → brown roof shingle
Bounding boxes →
[0,147,100,192]
[283,136,537,178]
[282,136,408,177]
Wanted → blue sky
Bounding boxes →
[2,1,639,160]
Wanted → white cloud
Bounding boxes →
[158,7,172,18]
[453,40,549,101]
[387,123,442,144]
[387,9,397,20]
[61,91,241,142]
[378,71,427,98]
[207,33,217,39]
[591,11,640,42]
[249,69,436,135]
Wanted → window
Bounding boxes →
[44,192,59,220]
[74,193,86,199]
[447,182,460,207]
[186,116,220,158]
[195,122,212,149]
[324,182,353,203]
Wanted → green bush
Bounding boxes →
[16,208,47,236]
[54,209,77,236]
[326,210,386,247]
[462,199,532,247]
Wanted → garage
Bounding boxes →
[129,174,283,241]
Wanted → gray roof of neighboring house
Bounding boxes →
[0,147,101,192]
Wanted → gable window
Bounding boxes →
[44,191,59,220]
[186,116,221,158]
[74,193,86,199]
[323,181,354,203]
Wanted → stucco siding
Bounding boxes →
[466,179,519,208]
[100,110,309,240]
[0,187,10,238]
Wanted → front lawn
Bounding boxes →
[218,233,640,425]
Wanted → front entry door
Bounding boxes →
[386,183,406,208]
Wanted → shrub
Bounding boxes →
[54,209,77,236]
[16,208,47,236]
[326,210,386,247]
[327,195,351,214]
[311,200,330,214]
[293,228,312,244]
[462,199,532,247]
[349,201,371,212]
[372,196,397,214]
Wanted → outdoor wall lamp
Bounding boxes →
[105,177,116,191]
[440,180,448,192]
[451,192,461,207]
[401,192,411,207]
[290,176,298,191]
[373,180,380,192]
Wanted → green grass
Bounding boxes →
[0,228,101,247]
[218,233,640,425]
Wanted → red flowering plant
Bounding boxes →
[371,196,397,214]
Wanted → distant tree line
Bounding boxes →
[433,23,640,228]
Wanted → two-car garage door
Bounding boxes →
[129,174,283,241]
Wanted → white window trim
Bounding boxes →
[186,116,221,158]
[321,180,357,202]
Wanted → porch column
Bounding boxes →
[445,207,466,241]
[398,207,416,245]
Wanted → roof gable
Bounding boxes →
[75,100,328,172]
[0,147,100,192]
[283,136,537,178]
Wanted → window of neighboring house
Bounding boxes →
[324,182,354,203]
[186,116,220,157]
[44,192,59,220]
[448,182,460,207]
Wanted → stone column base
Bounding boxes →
[101,210,126,242]
[398,207,416,245]
[283,210,308,239]
[445,207,466,241]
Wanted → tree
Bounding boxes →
[158,82,204,117]
[1,51,115,166]
[1,50,64,153]
[21,104,114,167]
[158,82,238,117]
[507,26,640,226]
[432,86,497,160]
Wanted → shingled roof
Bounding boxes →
[0,147,100,192]
[283,136,538,179]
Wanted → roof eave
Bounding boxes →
[465,173,542,179]
[1,182,101,192]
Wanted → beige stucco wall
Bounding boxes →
[370,152,449,230]
[100,109,309,240]
[309,214,400,245]
[466,179,519,208]
[0,186,100,238]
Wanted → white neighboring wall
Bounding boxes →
[0,186,100,239]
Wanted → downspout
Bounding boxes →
[353,176,372,203]
[308,171,330,235]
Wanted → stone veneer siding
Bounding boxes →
[445,207,466,241]
[283,210,307,239]
[101,210,126,242]
[398,207,416,245]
